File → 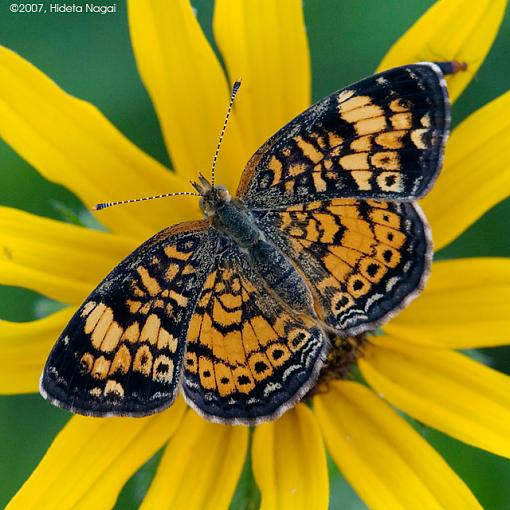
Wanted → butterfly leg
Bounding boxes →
[433,61,468,75]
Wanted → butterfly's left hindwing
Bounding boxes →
[182,240,328,424]
[41,221,218,417]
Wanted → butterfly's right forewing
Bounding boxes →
[237,63,449,208]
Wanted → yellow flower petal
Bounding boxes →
[0,308,73,394]
[360,337,510,459]
[140,411,247,510]
[385,258,510,348]
[252,405,328,510]
[0,46,196,239]
[377,0,507,103]
[422,90,510,250]
[7,399,186,510]
[213,0,311,161]
[0,207,135,304]
[0,260,89,310]
[128,0,247,191]
[315,381,481,510]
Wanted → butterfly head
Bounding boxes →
[192,173,231,217]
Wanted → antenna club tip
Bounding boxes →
[233,79,242,91]
[93,203,107,211]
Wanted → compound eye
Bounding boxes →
[217,186,231,202]
[199,198,215,217]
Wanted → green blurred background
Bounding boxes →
[1,1,509,508]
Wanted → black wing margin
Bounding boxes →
[237,63,450,208]
[40,221,218,417]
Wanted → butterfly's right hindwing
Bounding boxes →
[40,220,218,417]
[255,198,431,336]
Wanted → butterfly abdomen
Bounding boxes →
[247,239,316,317]
[212,198,315,317]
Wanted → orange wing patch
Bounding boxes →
[256,197,431,335]
[183,255,327,424]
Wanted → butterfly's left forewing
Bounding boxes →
[41,220,218,417]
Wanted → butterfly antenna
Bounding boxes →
[93,191,202,211]
[211,79,242,188]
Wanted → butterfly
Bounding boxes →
[40,62,456,424]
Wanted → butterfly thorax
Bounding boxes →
[194,177,257,246]
[209,194,261,249]
[195,180,317,317]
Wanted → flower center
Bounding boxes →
[308,333,367,397]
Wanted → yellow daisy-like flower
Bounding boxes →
[1,0,510,508]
